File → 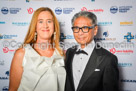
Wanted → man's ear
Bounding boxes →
[94,25,98,36]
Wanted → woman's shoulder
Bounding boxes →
[14,48,25,58]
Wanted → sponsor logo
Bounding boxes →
[124,32,134,42]
[2,86,8,91]
[119,6,132,13]
[26,0,30,2]
[91,0,95,2]
[63,8,75,14]
[0,21,5,24]
[10,8,21,14]
[109,48,133,54]
[103,31,109,37]
[0,71,9,80]
[110,6,118,14]
[3,47,15,53]
[94,31,116,41]
[118,63,132,67]
[110,6,132,14]
[12,22,30,26]
[1,7,21,14]
[1,7,8,14]
[27,7,34,14]
[98,22,112,26]
[0,34,17,40]
[55,7,74,15]
[121,79,136,83]
[120,21,133,26]
[55,7,62,15]
[60,33,74,41]
[81,7,104,13]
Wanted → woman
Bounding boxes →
[9,7,66,91]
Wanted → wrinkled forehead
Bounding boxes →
[74,16,93,26]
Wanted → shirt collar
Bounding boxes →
[77,40,95,55]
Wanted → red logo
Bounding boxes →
[27,7,34,14]
[3,47,9,53]
[109,48,133,54]
[3,47,16,53]
[81,7,104,13]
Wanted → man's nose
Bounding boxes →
[78,28,84,35]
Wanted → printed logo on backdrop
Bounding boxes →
[26,0,30,2]
[3,47,16,53]
[2,86,8,91]
[1,7,21,14]
[91,0,95,2]
[121,79,136,83]
[0,60,4,66]
[55,7,62,15]
[98,22,112,26]
[2,40,22,54]
[55,7,75,15]
[124,32,134,42]
[109,48,133,55]
[60,33,74,41]
[118,63,132,67]
[0,34,17,40]
[0,71,9,80]
[12,22,30,26]
[120,21,133,26]
[1,7,8,14]
[94,31,116,41]
[27,7,34,14]
[103,31,109,37]
[0,21,5,24]
[81,7,104,13]
[110,6,132,14]
[110,6,118,14]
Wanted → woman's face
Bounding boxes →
[36,11,54,42]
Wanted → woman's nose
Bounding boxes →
[43,22,48,28]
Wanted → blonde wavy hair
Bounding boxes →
[23,7,63,56]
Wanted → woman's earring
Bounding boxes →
[34,32,37,41]
[54,32,56,40]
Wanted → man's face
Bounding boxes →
[73,16,98,48]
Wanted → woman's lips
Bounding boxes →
[42,30,49,32]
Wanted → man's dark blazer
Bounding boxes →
[65,45,119,91]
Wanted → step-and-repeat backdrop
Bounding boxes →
[0,0,136,91]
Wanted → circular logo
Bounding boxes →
[55,7,62,15]
[110,6,118,14]
[1,7,8,14]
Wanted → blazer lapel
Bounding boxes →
[77,47,102,91]
[66,47,77,91]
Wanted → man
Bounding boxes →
[65,11,119,91]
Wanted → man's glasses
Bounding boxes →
[71,26,95,33]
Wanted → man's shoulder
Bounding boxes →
[97,46,117,58]
[66,46,77,52]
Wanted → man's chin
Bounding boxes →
[77,42,87,45]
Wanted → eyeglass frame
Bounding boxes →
[71,25,96,33]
